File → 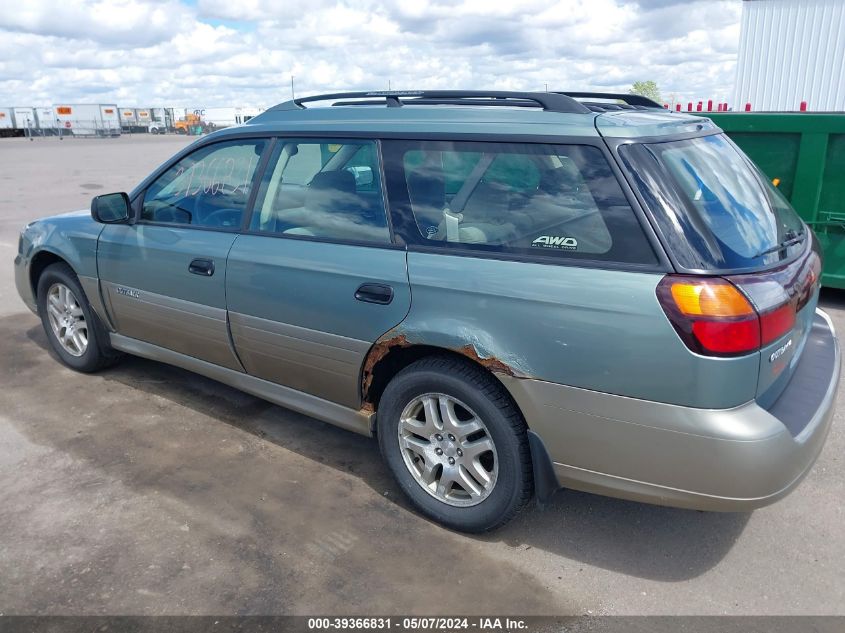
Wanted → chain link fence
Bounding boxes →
[15,120,122,139]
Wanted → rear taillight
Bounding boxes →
[657,276,795,357]
[759,303,796,346]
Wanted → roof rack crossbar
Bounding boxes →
[557,91,664,109]
[289,90,591,114]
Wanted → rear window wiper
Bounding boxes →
[754,230,806,258]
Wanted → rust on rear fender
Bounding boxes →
[361,330,526,407]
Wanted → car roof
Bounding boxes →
[210,91,718,141]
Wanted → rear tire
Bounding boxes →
[36,263,120,372]
[377,356,532,532]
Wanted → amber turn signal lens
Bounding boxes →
[669,281,755,318]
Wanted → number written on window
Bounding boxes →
[141,140,266,229]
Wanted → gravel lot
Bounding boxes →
[0,135,842,615]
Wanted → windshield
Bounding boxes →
[620,134,806,271]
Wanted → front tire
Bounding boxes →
[36,263,119,372]
[377,356,532,532]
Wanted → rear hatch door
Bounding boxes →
[613,129,822,404]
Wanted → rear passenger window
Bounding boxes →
[385,140,656,264]
[142,140,266,228]
[250,140,390,243]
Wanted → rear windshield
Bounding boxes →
[620,134,806,271]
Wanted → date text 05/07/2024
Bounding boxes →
[307,617,530,631]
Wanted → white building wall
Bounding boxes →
[733,0,845,111]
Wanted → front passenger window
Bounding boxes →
[250,140,390,243]
[142,139,267,229]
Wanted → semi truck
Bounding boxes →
[183,106,263,129]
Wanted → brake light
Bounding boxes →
[760,303,796,345]
[690,319,760,354]
[657,276,797,357]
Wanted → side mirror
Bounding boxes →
[91,192,131,224]
[346,165,374,188]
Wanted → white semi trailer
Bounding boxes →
[53,104,120,136]
[12,107,36,130]
[135,108,151,130]
[35,107,55,132]
[0,108,13,132]
[0,107,57,136]
[119,107,155,132]
[119,107,137,129]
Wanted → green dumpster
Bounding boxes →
[696,112,845,289]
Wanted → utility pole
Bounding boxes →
[388,79,391,90]
[291,75,295,100]
[545,83,548,92]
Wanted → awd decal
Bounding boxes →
[115,286,140,299]
[532,235,578,250]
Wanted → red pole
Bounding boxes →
[663,103,669,109]
[676,103,681,111]
[696,101,703,111]
[707,99,713,111]
[744,102,752,112]
[800,101,807,112]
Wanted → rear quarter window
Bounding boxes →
[383,140,657,265]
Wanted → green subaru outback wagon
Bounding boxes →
[14,91,839,532]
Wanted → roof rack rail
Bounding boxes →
[281,90,592,114]
[579,101,655,112]
[557,91,664,109]
[332,97,542,109]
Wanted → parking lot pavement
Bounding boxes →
[0,136,843,615]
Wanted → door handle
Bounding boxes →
[189,258,215,276]
[355,283,394,305]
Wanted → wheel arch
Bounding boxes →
[360,331,562,504]
[29,249,71,298]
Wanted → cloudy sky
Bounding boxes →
[0,0,741,108]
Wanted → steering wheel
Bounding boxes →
[202,208,242,228]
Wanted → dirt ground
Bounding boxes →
[0,135,842,615]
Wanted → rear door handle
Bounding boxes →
[355,283,394,305]
[189,258,215,276]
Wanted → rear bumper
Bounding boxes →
[503,309,839,511]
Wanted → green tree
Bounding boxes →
[629,80,662,103]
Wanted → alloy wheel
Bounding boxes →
[397,393,498,507]
[45,283,88,357]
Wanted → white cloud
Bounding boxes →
[0,0,193,46]
[0,0,742,108]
